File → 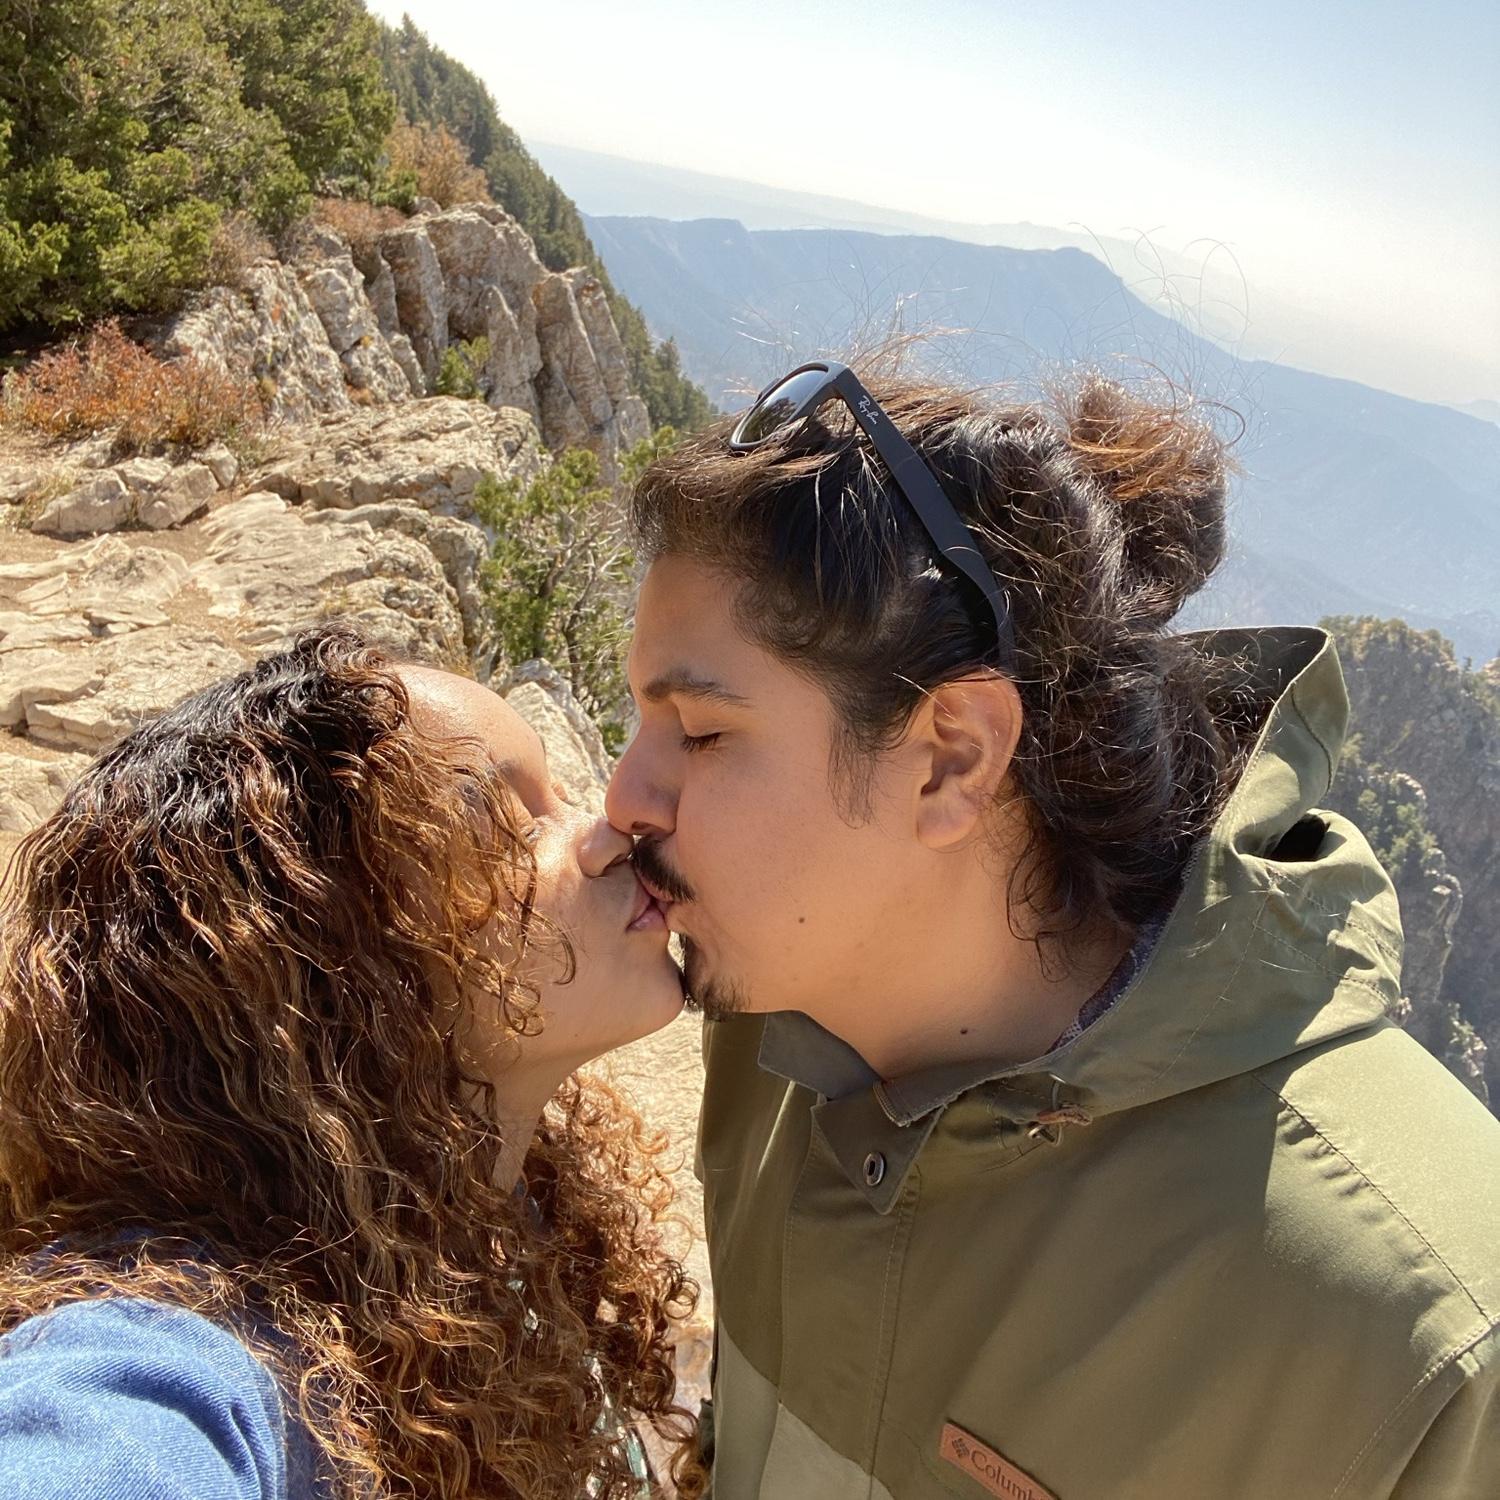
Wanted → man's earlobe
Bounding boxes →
[914,674,1022,851]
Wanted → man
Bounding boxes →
[605,362,1500,1499]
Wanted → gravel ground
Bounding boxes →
[590,1009,712,1321]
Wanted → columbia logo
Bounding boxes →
[938,1422,1058,1500]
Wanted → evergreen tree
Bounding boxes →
[0,0,393,332]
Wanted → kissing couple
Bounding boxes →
[1,362,1495,1500]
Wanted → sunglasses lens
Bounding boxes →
[730,366,832,446]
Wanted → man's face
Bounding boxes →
[607,555,922,1022]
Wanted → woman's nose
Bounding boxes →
[577,815,634,879]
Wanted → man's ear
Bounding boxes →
[911,673,1022,851]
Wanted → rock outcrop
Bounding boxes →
[0,392,547,853]
[501,660,616,809]
[160,202,649,480]
[250,396,545,517]
[33,457,219,538]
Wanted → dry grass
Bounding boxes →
[0,321,264,457]
[311,198,409,263]
[202,212,275,291]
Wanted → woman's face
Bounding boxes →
[401,668,684,1082]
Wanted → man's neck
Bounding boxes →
[827,913,1135,1081]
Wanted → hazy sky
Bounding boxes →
[368,0,1499,405]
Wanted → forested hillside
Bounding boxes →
[0,1,709,429]
[0,0,391,328]
[1322,616,1500,1106]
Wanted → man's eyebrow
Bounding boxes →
[639,668,752,708]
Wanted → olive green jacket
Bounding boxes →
[697,626,1500,1500]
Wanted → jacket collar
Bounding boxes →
[754,624,1404,1210]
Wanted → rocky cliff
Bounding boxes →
[0,198,651,857]
[165,201,652,480]
[1323,617,1500,1107]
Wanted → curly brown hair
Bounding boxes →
[631,368,1266,970]
[0,623,701,1498]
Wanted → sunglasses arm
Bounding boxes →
[831,372,1015,657]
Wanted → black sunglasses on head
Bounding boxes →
[727,361,1015,662]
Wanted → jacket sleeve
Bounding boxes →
[0,1298,289,1500]
[1383,1323,1500,1500]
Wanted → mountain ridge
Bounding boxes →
[581,211,1500,665]
[534,139,1492,409]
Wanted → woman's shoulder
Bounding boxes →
[0,1296,294,1500]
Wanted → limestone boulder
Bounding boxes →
[567,268,637,409]
[378,223,448,384]
[32,459,219,538]
[190,492,470,668]
[0,463,45,507]
[0,647,102,734]
[420,209,545,410]
[0,536,189,636]
[250,398,545,519]
[160,261,352,424]
[31,471,131,536]
[307,501,492,673]
[480,286,542,419]
[535,271,615,443]
[534,270,652,482]
[0,748,92,835]
[3,628,244,752]
[197,443,240,489]
[0,613,94,653]
[502,670,613,817]
[295,241,415,404]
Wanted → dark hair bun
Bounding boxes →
[1060,376,1230,623]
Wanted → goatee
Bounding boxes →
[680,937,749,1022]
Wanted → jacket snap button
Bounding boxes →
[863,1151,886,1187]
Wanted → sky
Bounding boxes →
[366,0,1500,406]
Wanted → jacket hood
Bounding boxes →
[1036,623,1403,1117]
[764,624,1405,1158]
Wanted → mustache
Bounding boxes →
[631,838,696,904]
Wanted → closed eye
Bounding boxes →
[680,731,721,754]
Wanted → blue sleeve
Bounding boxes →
[0,1298,289,1500]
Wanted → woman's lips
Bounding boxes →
[627,872,669,932]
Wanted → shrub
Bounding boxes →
[474,432,677,750]
[202,212,276,291]
[383,121,490,209]
[1,320,263,455]
[1,0,397,333]
[434,337,489,400]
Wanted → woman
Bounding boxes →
[0,623,698,1499]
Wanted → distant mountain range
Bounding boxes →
[532,141,1489,411]
[578,212,1500,663]
[1455,398,1500,426]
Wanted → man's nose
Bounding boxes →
[605,736,676,840]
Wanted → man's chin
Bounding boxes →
[681,937,752,1023]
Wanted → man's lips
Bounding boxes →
[633,866,678,909]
